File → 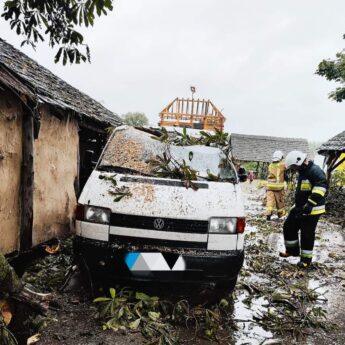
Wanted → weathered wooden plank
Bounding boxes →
[20,110,34,251]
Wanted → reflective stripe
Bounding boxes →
[311,209,326,215]
[301,179,312,191]
[313,186,326,193]
[312,186,326,197]
[308,198,317,206]
[301,250,313,258]
[285,239,299,247]
[310,205,325,215]
[267,183,285,190]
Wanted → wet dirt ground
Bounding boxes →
[16,180,345,345]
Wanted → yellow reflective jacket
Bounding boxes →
[267,161,285,191]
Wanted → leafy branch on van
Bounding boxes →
[205,170,221,181]
[154,127,230,148]
[149,152,199,190]
[199,128,229,147]
[99,174,132,202]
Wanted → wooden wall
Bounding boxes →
[32,106,78,246]
[0,90,23,253]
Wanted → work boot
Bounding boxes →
[266,215,271,221]
[297,257,312,269]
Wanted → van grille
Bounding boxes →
[109,235,207,249]
[110,213,209,233]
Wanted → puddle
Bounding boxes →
[234,292,274,344]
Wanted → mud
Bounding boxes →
[8,180,345,345]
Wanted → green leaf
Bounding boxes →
[109,288,116,299]
[93,297,112,302]
[118,306,124,319]
[135,292,150,301]
[148,311,160,321]
[129,318,141,330]
[113,195,125,202]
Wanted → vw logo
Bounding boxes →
[153,218,165,230]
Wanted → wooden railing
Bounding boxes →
[159,98,225,131]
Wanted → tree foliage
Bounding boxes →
[316,34,345,102]
[1,0,114,65]
[121,112,149,126]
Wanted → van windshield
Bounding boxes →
[98,126,237,182]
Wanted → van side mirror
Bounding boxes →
[239,174,247,182]
[238,167,247,182]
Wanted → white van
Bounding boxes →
[74,126,246,290]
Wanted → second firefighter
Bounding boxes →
[266,150,287,220]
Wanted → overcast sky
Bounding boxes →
[1,0,344,142]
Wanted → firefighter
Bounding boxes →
[266,150,286,220]
[279,150,327,268]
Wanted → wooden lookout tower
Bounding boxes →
[159,98,226,132]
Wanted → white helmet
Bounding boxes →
[272,150,284,162]
[285,150,307,168]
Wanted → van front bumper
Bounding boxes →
[74,236,244,287]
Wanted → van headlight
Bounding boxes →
[85,206,111,224]
[209,218,237,234]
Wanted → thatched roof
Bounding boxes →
[0,38,121,128]
[230,133,309,163]
[318,130,345,155]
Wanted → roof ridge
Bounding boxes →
[231,132,308,142]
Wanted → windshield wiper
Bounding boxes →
[97,165,154,177]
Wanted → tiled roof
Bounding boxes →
[318,131,345,155]
[0,38,122,127]
[230,133,309,163]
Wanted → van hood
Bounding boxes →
[79,171,245,221]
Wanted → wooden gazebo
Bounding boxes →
[159,98,225,132]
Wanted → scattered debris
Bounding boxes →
[21,238,73,293]
[99,174,132,202]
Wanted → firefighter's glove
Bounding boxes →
[302,203,313,215]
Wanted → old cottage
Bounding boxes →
[0,38,122,254]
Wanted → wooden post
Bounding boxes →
[20,110,34,250]
[255,161,260,178]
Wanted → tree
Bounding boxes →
[1,0,114,65]
[316,34,345,102]
[121,112,149,126]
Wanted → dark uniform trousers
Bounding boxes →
[283,207,320,259]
